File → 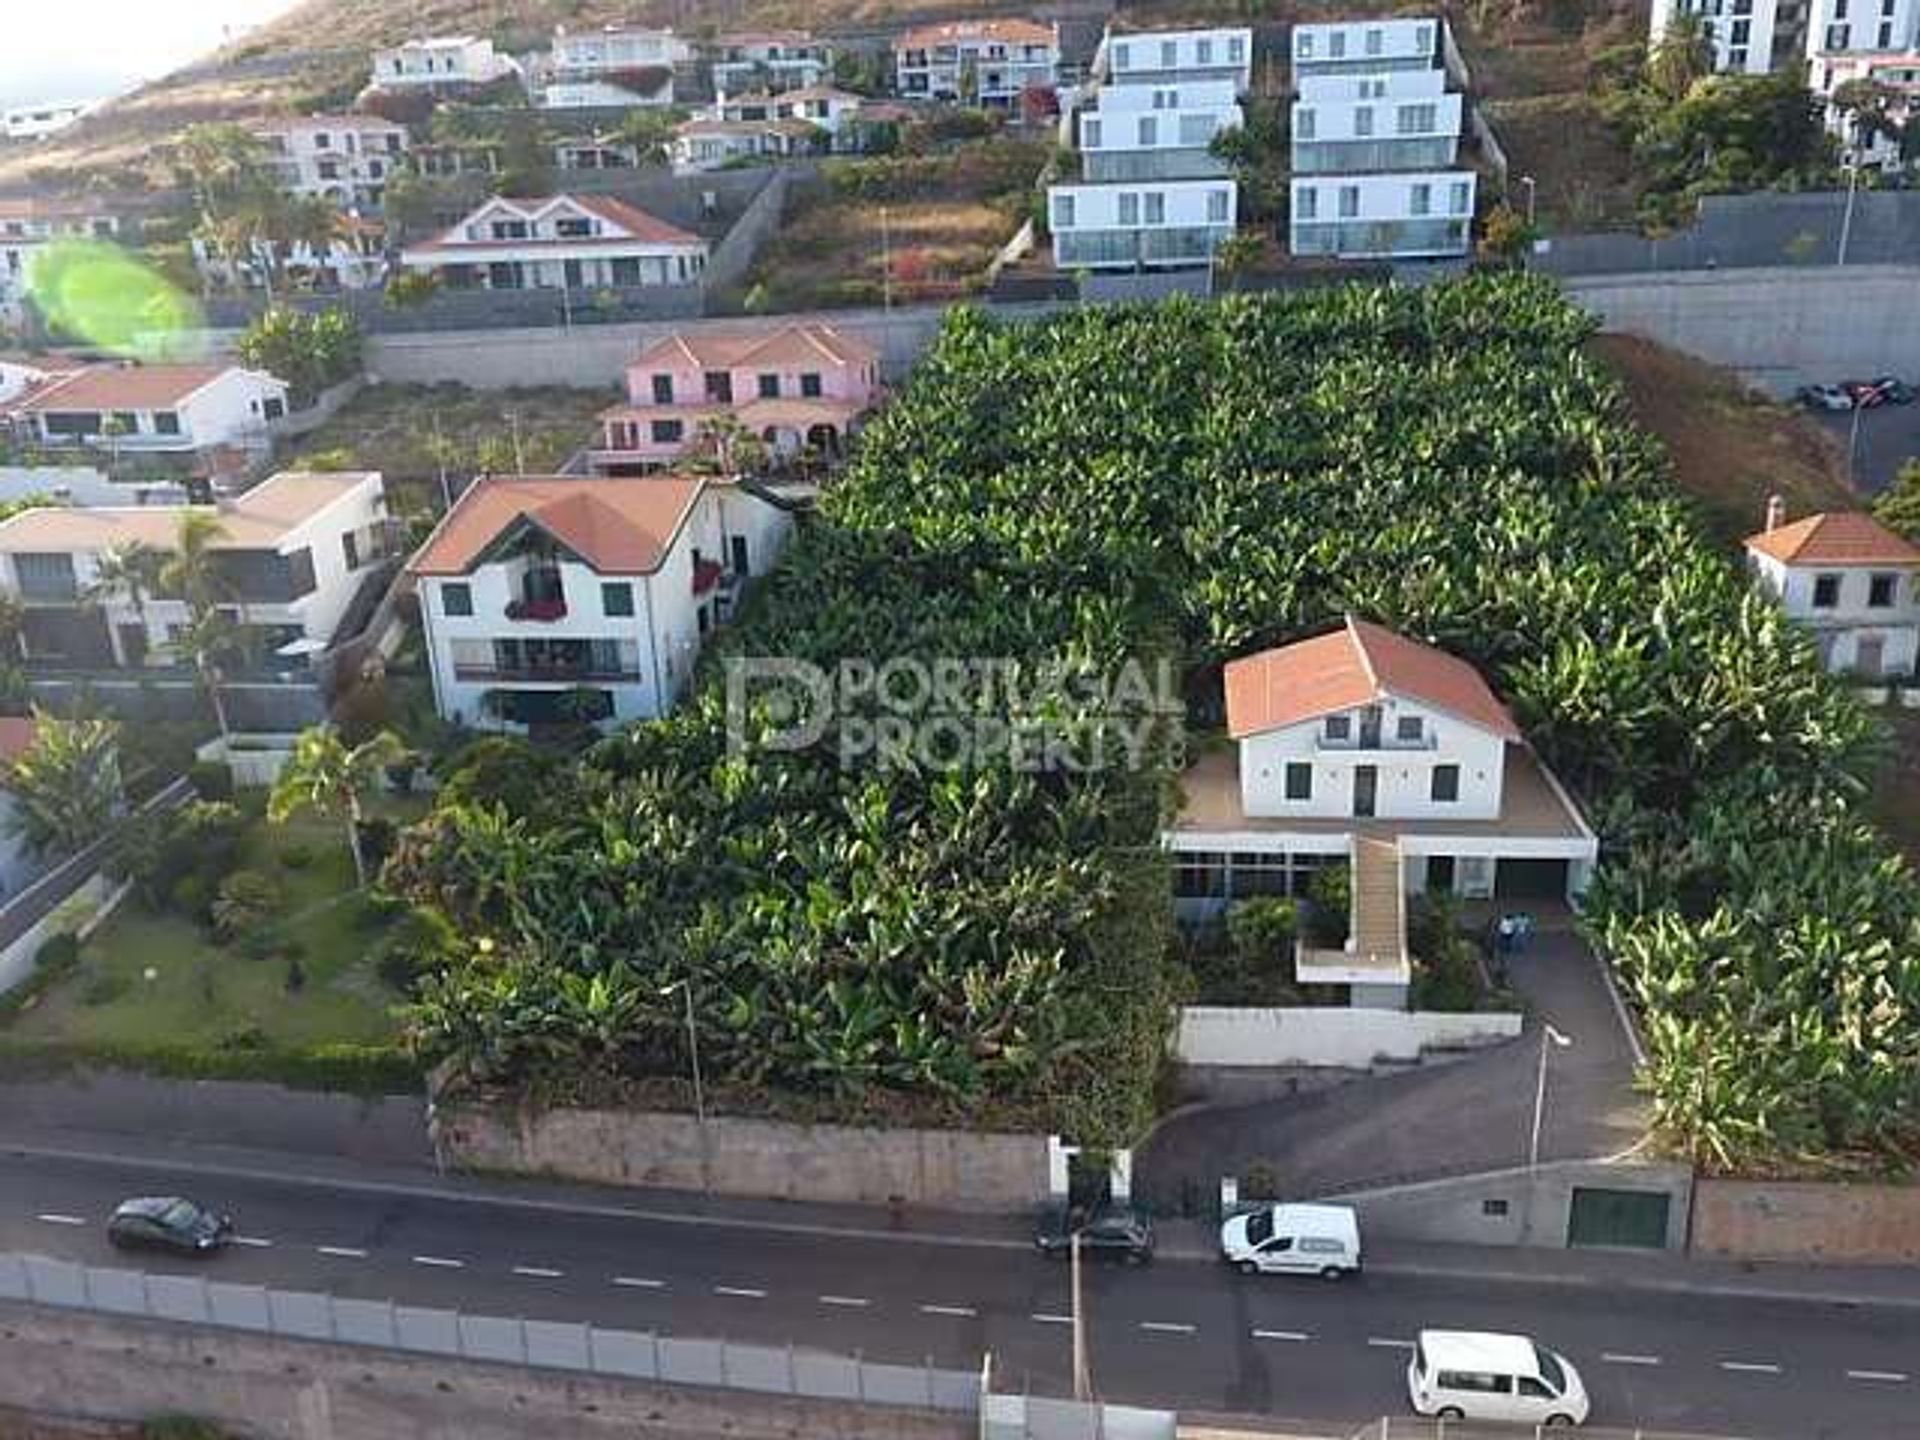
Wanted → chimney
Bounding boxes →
[1764,494,1787,533]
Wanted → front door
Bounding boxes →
[563,258,584,289]
[1353,765,1377,819]
[1426,855,1455,893]
[1856,635,1886,676]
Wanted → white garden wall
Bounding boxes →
[1177,1005,1522,1069]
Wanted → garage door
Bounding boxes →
[1494,858,1568,901]
[1567,1187,1670,1249]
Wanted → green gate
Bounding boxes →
[1566,1186,1671,1249]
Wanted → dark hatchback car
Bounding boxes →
[1034,1201,1155,1264]
[107,1197,234,1255]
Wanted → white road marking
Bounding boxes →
[1252,1329,1311,1342]
[613,1276,666,1289]
[1368,1337,1416,1350]
[231,1235,273,1248]
[1848,1370,1909,1383]
[316,1246,367,1259]
[1601,1353,1663,1367]
[36,1213,86,1226]
[411,1255,464,1269]
[1720,1361,1783,1375]
[920,1304,977,1318]
[819,1294,871,1308]
[714,1285,766,1299]
[1140,1321,1197,1335]
[1032,1313,1073,1325]
[512,1265,563,1278]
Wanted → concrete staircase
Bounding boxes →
[1349,835,1407,972]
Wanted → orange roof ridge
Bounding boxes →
[1346,612,1382,692]
[1744,510,1920,567]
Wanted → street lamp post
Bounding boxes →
[1520,174,1537,227]
[1837,163,1860,267]
[1070,1229,1091,1401]
[1528,1023,1573,1170]
[661,979,708,1188]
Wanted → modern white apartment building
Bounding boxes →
[3,101,93,142]
[1292,19,1440,76]
[1648,0,1913,77]
[1093,26,1255,88]
[1647,0,1791,72]
[1290,171,1476,259]
[893,19,1061,107]
[251,115,410,210]
[1816,48,1920,163]
[370,36,521,90]
[1292,70,1462,173]
[1050,178,1238,268]
[0,199,120,322]
[1076,78,1242,181]
[399,195,708,291]
[543,25,693,107]
[712,31,835,95]
[1810,0,1919,58]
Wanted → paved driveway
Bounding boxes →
[1809,399,1920,495]
[1136,916,1647,1210]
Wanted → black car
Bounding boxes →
[106,1196,234,1255]
[1034,1201,1154,1264]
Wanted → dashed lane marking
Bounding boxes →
[1140,1321,1197,1335]
[36,1214,86,1226]
[1720,1361,1783,1375]
[920,1304,978,1318]
[613,1276,666,1289]
[1848,1370,1909,1383]
[412,1255,464,1269]
[819,1295,871,1308]
[1032,1313,1073,1326]
[1367,1338,1416,1350]
[317,1246,367,1259]
[1601,1353,1663,1367]
[231,1236,272,1248]
[512,1265,564,1278]
[1252,1329,1311,1342]
[715,1285,767,1299]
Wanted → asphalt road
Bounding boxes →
[2,1149,1917,1438]
[1810,399,1920,495]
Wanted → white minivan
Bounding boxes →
[1218,1202,1361,1278]
[1407,1329,1590,1427]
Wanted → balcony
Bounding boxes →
[1315,731,1438,753]
[454,660,640,683]
[505,596,569,622]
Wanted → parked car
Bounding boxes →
[106,1196,234,1255]
[1846,376,1916,408]
[1034,1200,1154,1264]
[1407,1329,1590,1427]
[1798,383,1856,412]
[1219,1202,1361,1278]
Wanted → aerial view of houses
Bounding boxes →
[0,1,1918,1438]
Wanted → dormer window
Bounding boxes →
[1324,715,1352,741]
[555,217,594,238]
[1396,715,1423,742]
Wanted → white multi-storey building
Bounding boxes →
[399,195,708,291]
[1745,500,1920,676]
[543,25,693,107]
[1648,0,1913,77]
[1292,70,1462,173]
[1290,170,1476,258]
[712,31,835,95]
[1,364,290,456]
[410,475,793,731]
[251,115,410,210]
[1816,48,1920,164]
[1049,178,1238,268]
[893,19,1060,107]
[3,101,94,142]
[1648,0,1792,72]
[1292,19,1440,76]
[370,36,521,90]
[1076,78,1242,181]
[1093,26,1255,88]
[0,198,120,322]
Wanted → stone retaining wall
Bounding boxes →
[1691,1179,1920,1264]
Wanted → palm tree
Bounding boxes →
[275,194,346,291]
[1648,15,1716,102]
[170,607,241,744]
[690,414,768,477]
[3,711,122,856]
[162,510,229,614]
[85,540,161,668]
[268,726,408,886]
[0,593,27,664]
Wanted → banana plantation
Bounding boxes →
[390,274,1920,1168]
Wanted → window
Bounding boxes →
[316,160,339,179]
[1114,41,1131,69]
[1879,20,1894,44]
[1365,26,1383,54]
[1083,117,1102,147]
[1397,102,1436,134]
[1180,114,1216,145]
[1354,105,1374,137]
[1397,715,1423,742]
[1296,32,1314,57]
[1153,88,1176,110]
[1296,107,1316,140]
[1196,38,1213,63]
[1138,115,1158,146]
[602,582,634,617]
[1869,573,1898,608]
[314,132,331,149]
[1415,23,1433,51]
[800,372,823,398]
[1813,573,1841,608]
[651,373,674,404]
[1482,1198,1509,1217]
[1161,40,1177,67]
[1732,19,1752,42]
[154,412,181,436]
[757,372,780,399]
[490,220,530,240]
[1449,181,1470,213]
[1361,77,1386,98]
[1228,35,1245,62]
[1325,714,1352,740]
[1173,850,1225,898]
[651,418,684,444]
[1432,764,1460,803]
[1410,183,1431,216]
[263,397,285,421]
[1145,192,1165,224]
[342,532,360,570]
[441,582,473,617]
[1119,192,1140,224]
[1296,186,1318,220]
[1339,185,1360,218]
[1284,762,1313,800]
[1053,193,1076,228]
[1207,189,1229,223]
[1329,30,1346,57]
[14,552,77,601]
[554,217,592,238]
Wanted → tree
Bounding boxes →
[85,539,162,667]
[268,726,407,886]
[689,414,769,476]
[236,306,363,407]
[4,710,122,856]
[616,108,680,167]
[162,510,229,614]
[1477,203,1539,265]
[170,607,242,744]
[1648,15,1716,103]
[1211,229,1266,283]
[1830,78,1910,156]
[1872,459,1920,544]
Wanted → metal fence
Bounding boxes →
[1350,1420,1746,1439]
[1536,190,1920,277]
[0,1251,980,1413]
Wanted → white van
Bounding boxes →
[1407,1329,1590,1427]
[1218,1202,1361,1278]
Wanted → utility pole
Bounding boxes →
[880,205,893,313]
[1529,1023,1573,1170]
[1070,1229,1091,1401]
[1837,163,1860,267]
[509,411,526,474]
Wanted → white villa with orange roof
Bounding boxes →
[409,474,792,731]
[1745,499,1920,676]
[0,197,122,323]
[1166,616,1597,997]
[397,195,708,292]
[893,18,1060,106]
[1,364,290,457]
[594,323,882,473]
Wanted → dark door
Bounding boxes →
[116,624,148,667]
[1426,855,1455,893]
[1359,703,1382,748]
[730,535,750,575]
[563,258,584,288]
[1567,1187,1670,1249]
[1494,857,1569,901]
[1353,765,1377,818]
[488,262,518,289]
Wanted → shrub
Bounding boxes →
[211,870,283,941]
[36,932,79,970]
[187,759,232,801]
[278,843,315,870]
[78,970,131,1007]
[375,942,419,993]
[169,872,213,921]
[1302,865,1352,947]
[1227,897,1297,963]
[355,817,398,879]
[285,957,307,994]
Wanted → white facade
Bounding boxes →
[10,366,291,455]
[1098,27,1254,88]
[1815,49,1920,165]
[3,101,93,142]
[1807,0,1919,62]
[553,25,693,74]
[1050,177,1237,269]
[1239,700,1508,823]
[399,195,709,291]
[1648,0,1788,73]
[192,230,388,293]
[253,116,409,209]
[1291,171,1475,258]
[1076,79,1242,181]
[371,36,520,89]
[1293,19,1440,74]
[1292,70,1462,173]
[712,34,834,95]
[0,202,120,322]
[894,21,1061,107]
[1748,550,1920,674]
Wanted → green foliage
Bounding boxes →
[211,869,283,940]
[0,1036,420,1094]
[268,726,406,886]
[111,799,244,913]
[1408,895,1486,1012]
[188,759,233,801]
[384,269,441,309]
[1303,865,1352,947]
[1477,204,1538,265]
[3,710,123,856]
[1871,460,1920,546]
[1228,897,1298,963]
[236,306,362,406]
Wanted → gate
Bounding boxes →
[1566,1186,1670,1249]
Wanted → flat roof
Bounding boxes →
[0,471,376,553]
[1417,1330,1541,1375]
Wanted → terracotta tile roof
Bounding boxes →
[251,114,407,133]
[1224,615,1521,742]
[719,29,817,46]
[410,475,708,576]
[897,18,1057,49]
[410,196,704,255]
[11,364,263,413]
[0,472,376,553]
[677,116,820,139]
[0,715,39,765]
[630,322,879,374]
[1744,511,1920,567]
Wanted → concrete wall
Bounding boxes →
[1176,1006,1522,1069]
[1565,265,1920,396]
[433,1100,1051,1211]
[0,1302,972,1440]
[703,167,797,297]
[1329,1159,1695,1250]
[1692,1179,1920,1264]
[0,872,114,998]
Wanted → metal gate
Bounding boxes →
[1566,1186,1671,1249]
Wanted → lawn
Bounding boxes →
[8,801,424,1053]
